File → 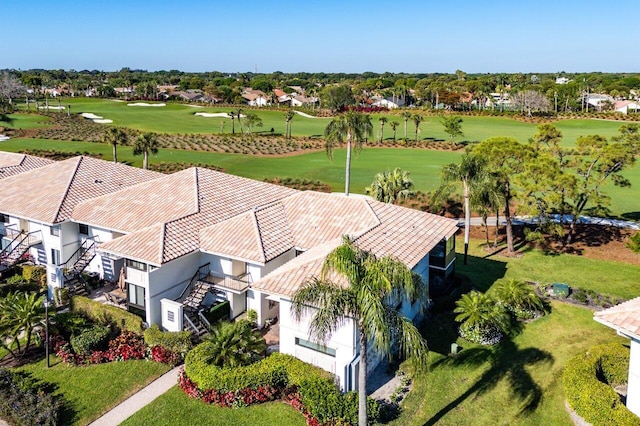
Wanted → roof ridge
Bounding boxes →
[53,156,82,223]
[193,168,200,213]
[251,209,267,263]
[159,222,167,264]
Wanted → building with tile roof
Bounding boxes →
[594,298,640,416]
[0,154,458,391]
[0,152,54,179]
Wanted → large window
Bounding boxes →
[126,259,147,271]
[128,283,145,308]
[295,337,336,357]
[0,214,8,223]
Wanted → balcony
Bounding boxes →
[201,272,251,293]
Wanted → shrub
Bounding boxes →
[70,325,111,355]
[0,280,39,298]
[204,301,230,324]
[563,343,639,425]
[71,296,144,333]
[0,369,61,426]
[627,231,640,253]
[144,324,192,358]
[108,331,147,361]
[52,311,91,339]
[21,265,47,287]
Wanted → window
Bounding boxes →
[0,214,8,223]
[295,337,336,357]
[51,249,60,265]
[126,259,147,271]
[50,225,60,237]
[128,283,145,308]
[78,223,89,235]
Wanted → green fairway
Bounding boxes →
[19,99,632,145]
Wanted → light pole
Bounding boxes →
[44,298,51,368]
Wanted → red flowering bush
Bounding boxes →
[108,331,146,361]
[149,345,181,366]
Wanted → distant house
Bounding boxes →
[242,89,269,107]
[372,95,405,109]
[615,100,640,115]
[555,77,572,85]
[586,93,614,110]
[173,90,204,102]
[594,298,640,417]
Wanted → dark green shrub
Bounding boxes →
[52,311,91,339]
[70,325,111,355]
[204,301,230,324]
[0,280,39,297]
[0,369,61,426]
[144,324,192,357]
[563,343,639,425]
[71,296,144,334]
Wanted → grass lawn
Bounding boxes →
[121,386,306,426]
[395,302,625,426]
[458,238,640,300]
[15,357,170,425]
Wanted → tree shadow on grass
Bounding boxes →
[622,211,640,221]
[423,337,553,425]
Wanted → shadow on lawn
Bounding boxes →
[423,338,553,425]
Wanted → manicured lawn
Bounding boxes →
[121,386,305,426]
[394,302,626,426]
[5,113,51,129]
[458,238,640,300]
[15,357,170,425]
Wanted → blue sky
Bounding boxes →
[3,0,638,73]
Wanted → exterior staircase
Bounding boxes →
[59,239,97,276]
[0,230,42,271]
[64,274,89,297]
[178,263,218,337]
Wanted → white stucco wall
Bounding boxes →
[628,339,640,417]
[279,298,356,390]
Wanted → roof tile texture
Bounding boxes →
[594,297,640,338]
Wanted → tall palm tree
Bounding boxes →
[284,109,295,139]
[412,114,424,142]
[204,320,266,368]
[365,167,415,203]
[292,236,429,426]
[470,174,503,248]
[390,121,399,142]
[401,111,411,140]
[324,111,373,196]
[0,292,45,358]
[236,108,244,134]
[378,116,387,143]
[133,132,160,170]
[228,111,236,134]
[102,127,128,163]
[438,154,487,264]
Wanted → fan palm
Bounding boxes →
[454,291,509,344]
[133,132,159,170]
[365,167,415,203]
[203,320,266,368]
[324,111,373,196]
[412,114,423,142]
[292,236,429,426]
[102,127,128,163]
[0,292,45,358]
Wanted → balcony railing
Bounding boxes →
[202,271,251,292]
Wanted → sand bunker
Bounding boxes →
[81,112,112,124]
[293,111,318,118]
[38,105,65,110]
[0,135,10,141]
[127,102,166,107]
[195,112,246,118]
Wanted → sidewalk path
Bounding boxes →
[89,366,181,426]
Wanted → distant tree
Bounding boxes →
[401,111,411,140]
[133,132,160,169]
[510,90,551,115]
[284,109,295,139]
[378,116,387,143]
[0,72,25,111]
[236,108,244,134]
[321,85,355,112]
[244,113,263,135]
[324,111,373,196]
[365,167,415,203]
[228,111,236,134]
[441,115,464,145]
[389,121,399,142]
[412,114,424,142]
[102,127,128,163]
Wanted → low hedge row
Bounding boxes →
[204,301,230,324]
[563,343,639,425]
[0,369,61,426]
[71,296,144,333]
[70,325,111,355]
[144,324,193,358]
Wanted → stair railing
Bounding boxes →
[58,237,98,272]
[177,263,210,302]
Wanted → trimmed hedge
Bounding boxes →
[71,296,144,334]
[563,343,639,426]
[70,325,111,355]
[204,301,230,324]
[144,324,193,357]
[0,369,61,426]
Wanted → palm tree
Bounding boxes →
[365,167,415,203]
[438,154,487,264]
[401,111,411,140]
[284,109,295,139]
[228,111,236,134]
[236,108,243,134]
[378,116,387,143]
[441,115,464,146]
[454,291,509,345]
[412,114,424,143]
[324,111,373,196]
[203,320,266,368]
[491,279,544,320]
[102,127,128,163]
[0,292,45,358]
[133,132,159,170]
[470,174,503,248]
[390,121,399,142]
[292,236,429,426]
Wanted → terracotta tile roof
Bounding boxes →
[97,168,296,264]
[594,297,640,340]
[96,223,166,265]
[0,156,160,224]
[0,152,54,178]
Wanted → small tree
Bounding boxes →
[284,109,295,139]
[203,320,266,368]
[441,115,464,145]
[402,111,411,140]
[133,132,160,170]
[454,291,509,345]
[490,279,545,320]
[378,116,387,143]
[365,167,415,203]
[390,121,399,142]
[244,113,263,135]
[412,114,423,142]
[0,292,45,359]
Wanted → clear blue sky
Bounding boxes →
[3,0,639,73]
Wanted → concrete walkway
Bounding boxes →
[89,366,181,426]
